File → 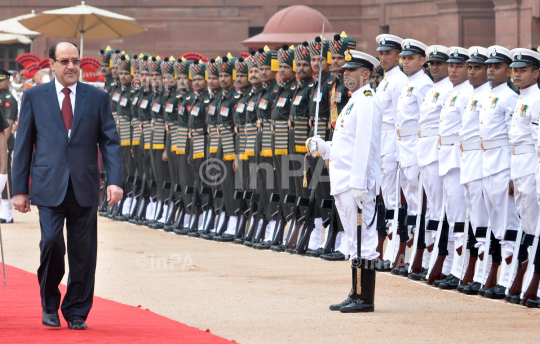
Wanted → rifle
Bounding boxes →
[460,222,478,287]
[164,183,183,232]
[322,199,340,255]
[264,193,286,246]
[113,175,135,220]
[151,181,172,229]
[239,193,261,246]
[391,194,408,272]
[167,184,186,232]
[174,182,200,235]
[408,174,427,275]
[146,180,159,225]
[375,194,387,260]
[201,189,223,239]
[271,194,297,251]
[425,192,446,282]
[98,172,108,216]
[427,215,449,285]
[190,186,214,237]
[295,189,317,255]
[129,174,146,224]
[521,229,540,305]
[285,196,310,252]
[507,233,534,300]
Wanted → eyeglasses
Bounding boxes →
[54,59,81,66]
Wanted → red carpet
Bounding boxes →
[0,264,234,343]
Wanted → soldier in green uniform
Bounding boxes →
[147,57,171,226]
[182,60,210,232]
[152,56,178,229]
[114,54,135,220]
[0,69,17,223]
[270,45,297,245]
[130,54,144,179]
[136,55,157,224]
[213,54,242,237]
[99,46,115,93]
[254,47,279,239]
[232,56,253,193]
[173,58,195,228]
[109,50,122,118]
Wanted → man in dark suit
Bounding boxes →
[12,42,123,330]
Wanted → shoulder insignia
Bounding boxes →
[176,94,182,98]
[364,90,373,97]
[131,90,135,93]
[204,99,210,103]
[308,83,314,88]
[291,86,296,90]
[186,96,191,100]
[328,80,333,85]
[5,94,10,99]
[234,94,241,99]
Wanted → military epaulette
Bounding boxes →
[291,86,296,90]
[131,89,135,93]
[176,94,182,98]
[308,83,314,87]
[204,99,210,103]
[5,94,10,98]
[328,80,334,84]
[364,90,373,97]
[234,94,241,99]
[186,96,191,100]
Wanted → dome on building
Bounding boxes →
[241,5,336,48]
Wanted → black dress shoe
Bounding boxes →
[308,248,325,257]
[462,281,481,295]
[505,293,521,304]
[234,237,246,244]
[253,241,272,250]
[320,251,346,261]
[484,285,507,299]
[286,248,298,254]
[42,311,61,327]
[214,234,235,242]
[375,260,392,272]
[439,276,460,290]
[457,283,467,293]
[0,218,13,223]
[398,265,409,276]
[339,298,374,313]
[330,295,355,311]
[200,232,217,240]
[419,270,429,281]
[433,274,451,287]
[526,297,540,308]
[270,244,286,252]
[244,240,254,247]
[409,268,427,281]
[67,316,87,330]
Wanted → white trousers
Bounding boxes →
[513,174,538,236]
[442,168,467,278]
[334,188,378,261]
[483,168,520,257]
[381,152,397,262]
[400,164,420,215]
[420,162,443,268]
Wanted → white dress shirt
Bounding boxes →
[395,69,433,168]
[459,82,491,184]
[376,66,408,156]
[55,78,77,137]
[509,84,540,180]
[479,83,518,177]
[417,76,453,168]
[323,84,382,195]
[438,80,474,176]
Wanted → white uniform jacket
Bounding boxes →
[323,84,382,196]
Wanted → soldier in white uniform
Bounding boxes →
[374,34,408,271]
[505,48,540,305]
[410,45,452,281]
[431,47,473,289]
[393,39,433,275]
[478,46,520,298]
[458,47,492,295]
[308,50,381,313]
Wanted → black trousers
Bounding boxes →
[37,179,98,321]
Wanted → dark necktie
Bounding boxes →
[61,87,73,133]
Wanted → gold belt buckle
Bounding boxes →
[397,129,401,141]
[418,129,421,138]
[511,145,516,155]
[481,141,486,153]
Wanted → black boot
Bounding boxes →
[330,267,357,311]
[340,260,376,313]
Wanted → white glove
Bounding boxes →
[351,188,368,209]
[305,136,328,156]
[0,174,7,195]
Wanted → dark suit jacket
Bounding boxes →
[12,80,123,207]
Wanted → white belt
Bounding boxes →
[439,135,460,146]
[481,138,510,151]
[382,123,395,131]
[511,144,536,155]
[417,128,438,138]
[397,126,418,139]
[460,141,482,152]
